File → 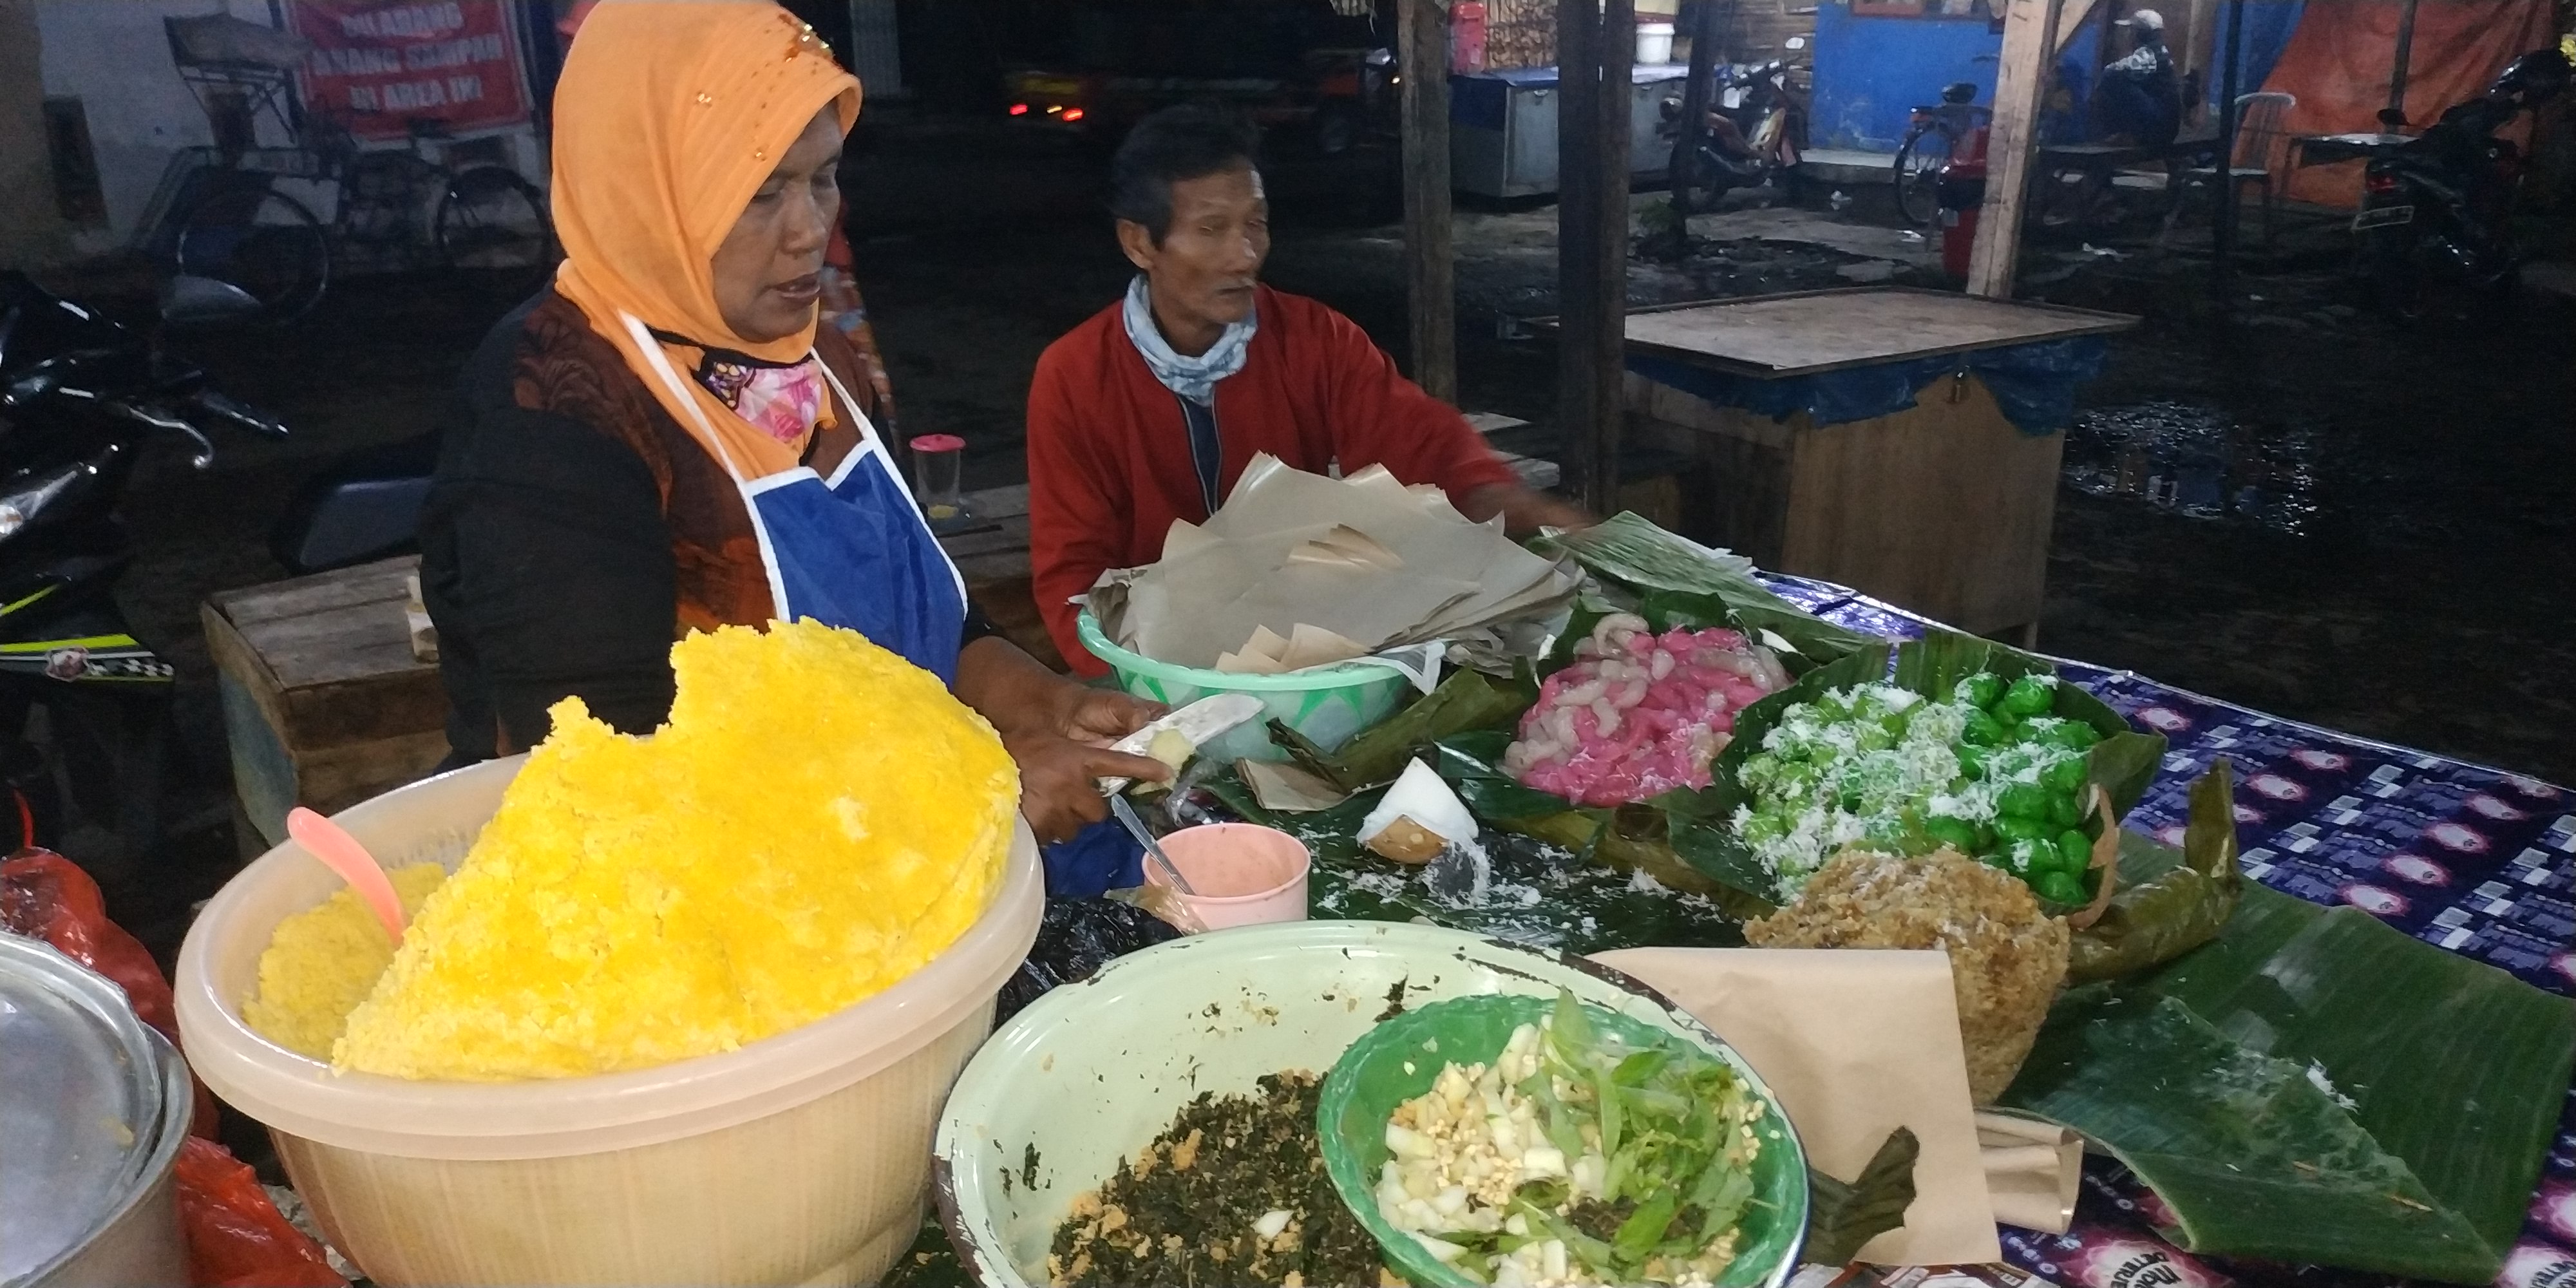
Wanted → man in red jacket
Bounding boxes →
[1027,105,1586,675]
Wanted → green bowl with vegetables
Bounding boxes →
[1318,992,1808,1288]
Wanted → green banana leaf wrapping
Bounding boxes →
[2005,834,2576,1281]
[2065,764,2246,983]
[1801,1128,1922,1269]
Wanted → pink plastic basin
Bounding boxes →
[1143,823,1310,929]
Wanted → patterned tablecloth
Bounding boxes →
[1763,574,2576,1288]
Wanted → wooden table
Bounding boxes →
[1618,287,2136,644]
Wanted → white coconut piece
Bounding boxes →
[1359,759,1483,864]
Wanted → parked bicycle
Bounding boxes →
[144,14,556,322]
[1894,78,1994,228]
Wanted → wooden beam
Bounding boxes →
[2178,0,2221,126]
[1555,0,1602,506]
[1965,0,2062,300]
[2388,0,2420,113]
[2054,0,2101,53]
[1588,0,1633,513]
[1399,0,1457,403]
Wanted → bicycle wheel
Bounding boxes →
[1891,128,1952,228]
[173,185,330,322]
[435,166,557,299]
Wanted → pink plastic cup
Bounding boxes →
[1143,823,1311,931]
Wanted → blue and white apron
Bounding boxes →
[625,316,1140,896]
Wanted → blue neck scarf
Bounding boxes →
[1121,275,1256,406]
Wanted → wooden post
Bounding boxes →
[1399,0,1457,404]
[1554,0,1634,513]
[1666,0,1722,222]
[2179,0,2221,128]
[2388,0,2420,115]
[1556,0,1601,507]
[1588,0,1633,513]
[2211,0,2245,301]
[1965,0,2063,299]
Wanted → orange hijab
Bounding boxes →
[551,1,861,479]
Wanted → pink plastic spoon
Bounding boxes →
[285,806,405,945]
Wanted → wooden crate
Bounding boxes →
[1628,370,2065,642]
[202,556,449,850]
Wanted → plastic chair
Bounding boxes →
[2159,91,2297,246]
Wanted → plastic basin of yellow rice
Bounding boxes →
[177,620,1039,1287]
[176,755,1040,1286]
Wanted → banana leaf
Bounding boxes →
[2005,988,2491,1278]
[2065,763,2244,983]
[2145,898,2576,1272]
[1428,730,1778,922]
[1540,511,1804,612]
[1205,769,1749,953]
[1803,1128,1920,1269]
[2005,870,2576,1280]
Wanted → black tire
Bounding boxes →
[1668,140,1729,214]
[1893,127,1951,228]
[435,166,556,299]
[173,185,330,323]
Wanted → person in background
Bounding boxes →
[1024,104,1589,677]
[2094,8,2180,147]
[421,3,1168,869]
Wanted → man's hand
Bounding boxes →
[1462,482,1595,536]
[956,636,1171,845]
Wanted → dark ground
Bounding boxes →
[46,113,2576,958]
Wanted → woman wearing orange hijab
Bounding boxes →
[419,1,1169,855]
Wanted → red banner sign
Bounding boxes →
[289,1,532,140]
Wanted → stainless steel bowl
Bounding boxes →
[1,933,193,1288]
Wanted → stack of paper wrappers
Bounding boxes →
[1088,455,1582,672]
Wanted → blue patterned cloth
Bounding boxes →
[1760,573,2576,1284]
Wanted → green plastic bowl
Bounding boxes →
[1075,608,1419,762]
[1319,993,1809,1288]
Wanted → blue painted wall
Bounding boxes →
[1808,1,2306,155]
[1811,5,2097,151]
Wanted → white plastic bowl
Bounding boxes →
[931,921,1807,1288]
[175,755,1041,1287]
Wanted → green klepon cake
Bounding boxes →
[1732,672,2103,904]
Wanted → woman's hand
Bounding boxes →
[956,636,1173,845]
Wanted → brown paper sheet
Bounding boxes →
[1973,1111,2081,1235]
[1591,948,2003,1267]
[1236,759,1353,812]
[1090,455,1580,670]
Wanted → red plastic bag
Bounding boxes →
[0,848,222,1138]
[174,1137,348,1288]
[1,848,178,1036]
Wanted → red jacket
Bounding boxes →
[1028,285,1519,676]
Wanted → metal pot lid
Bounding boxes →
[0,931,173,1283]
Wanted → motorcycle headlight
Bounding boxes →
[0,462,88,541]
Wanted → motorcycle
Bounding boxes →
[2354,48,2571,312]
[0,272,286,867]
[1660,39,1808,213]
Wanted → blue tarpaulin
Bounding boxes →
[1626,335,2110,437]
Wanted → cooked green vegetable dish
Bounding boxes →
[1376,994,1768,1287]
